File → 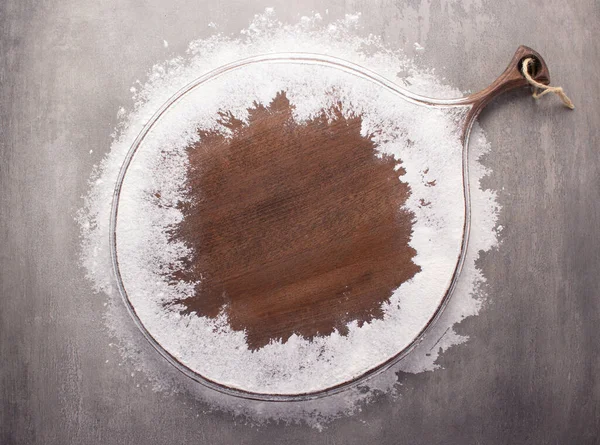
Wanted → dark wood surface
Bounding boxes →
[169,92,418,350]
[1,1,599,444]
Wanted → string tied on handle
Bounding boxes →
[521,57,574,109]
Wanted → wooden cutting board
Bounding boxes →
[110,46,550,400]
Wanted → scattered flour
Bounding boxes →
[78,9,499,426]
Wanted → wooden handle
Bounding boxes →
[465,45,550,113]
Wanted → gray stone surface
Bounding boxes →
[1,0,599,443]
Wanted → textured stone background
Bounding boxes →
[1,1,598,443]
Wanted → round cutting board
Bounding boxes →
[110,48,550,399]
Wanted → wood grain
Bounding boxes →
[168,92,419,349]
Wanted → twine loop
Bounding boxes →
[521,57,574,109]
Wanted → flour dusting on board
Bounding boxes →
[78,10,499,428]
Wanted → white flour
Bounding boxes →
[78,9,499,425]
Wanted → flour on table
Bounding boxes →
[78,9,499,427]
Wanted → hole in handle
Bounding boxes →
[518,55,542,78]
